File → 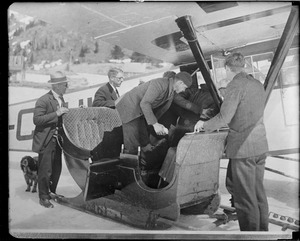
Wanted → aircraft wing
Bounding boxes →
[9,2,293,65]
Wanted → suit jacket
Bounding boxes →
[204,72,269,158]
[116,77,174,125]
[92,82,118,108]
[32,91,60,153]
[173,84,216,114]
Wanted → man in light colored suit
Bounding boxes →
[194,53,269,231]
[116,72,192,155]
[92,67,124,108]
[32,71,69,208]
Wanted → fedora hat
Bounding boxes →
[48,71,69,84]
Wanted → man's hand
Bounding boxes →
[194,120,204,133]
[56,107,69,117]
[153,123,168,135]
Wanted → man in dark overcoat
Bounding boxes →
[92,67,124,108]
[32,71,69,208]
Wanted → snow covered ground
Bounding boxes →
[8,149,298,239]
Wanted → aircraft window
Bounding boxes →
[210,56,227,89]
[280,48,299,87]
[244,57,253,75]
[196,71,206,87]
[244,52,275,86]
[251,53,273,84]
[211,50,298,89]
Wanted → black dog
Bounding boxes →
[20,156,38,193]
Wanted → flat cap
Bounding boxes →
[175,71,192,87]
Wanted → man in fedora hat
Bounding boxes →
[32,71,69,208]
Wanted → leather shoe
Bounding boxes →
[39,198,54,208]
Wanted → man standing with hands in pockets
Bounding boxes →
[32,71,69,208]
[194,53,269,231]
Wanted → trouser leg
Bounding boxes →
[225,159,235,207]
[122,118,150,154]
[122,120,140,154]
[225,159,234,196]
[230,157,260,231]
[38,138,55,200]
[255,154,269,231]
[49,141,62,194]
[159,147,177,183]
[138,118,150,147]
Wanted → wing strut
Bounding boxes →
[176,15,222,111]
[264,5,299,106]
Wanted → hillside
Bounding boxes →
[8,10,162,69]
[9,18,120,65]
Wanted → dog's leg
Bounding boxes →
[24,175,31,192]
[32,183,37,193]
[32,182,37,193]
[32,174,38,193]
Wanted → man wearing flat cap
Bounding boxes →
[32,71,69,208]
[194,53,269,231]
[116,71,192,156]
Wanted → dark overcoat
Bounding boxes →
[32,91,59,153]
[204,72,269,158]
[116,77,174,125]
[92,82,118,108]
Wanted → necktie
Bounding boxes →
[59,96,66,107]
[57,96,66,127]
[115,88,120,98]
